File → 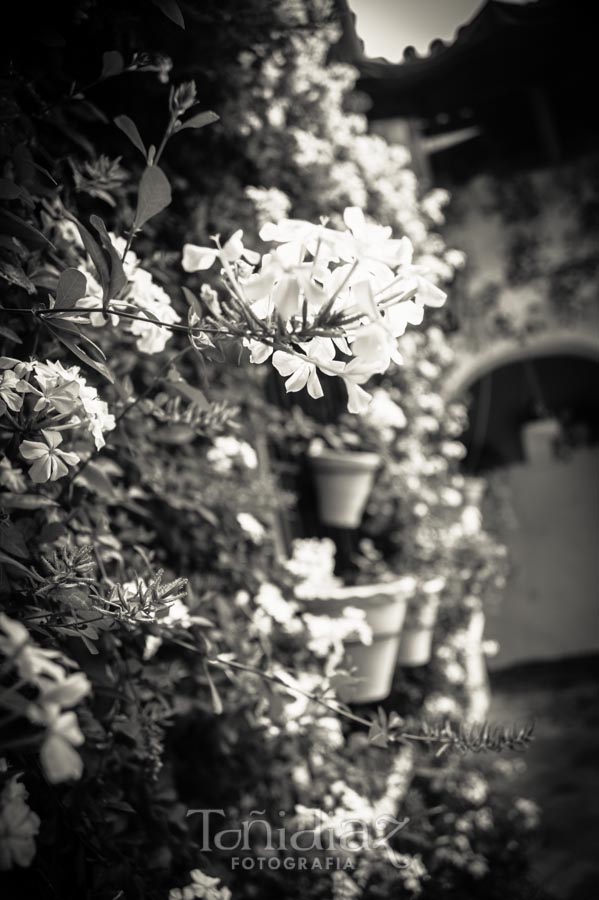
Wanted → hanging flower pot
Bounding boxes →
[305,577,415,704]
[308,445,380,528]
[396,577,445,667]
[521,418,561,464]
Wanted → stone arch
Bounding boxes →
[445,329,599,668]
[443,329,599,400]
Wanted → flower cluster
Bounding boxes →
[1,356,115,484]
[0,765,41,871]
[0,614,91,783]
[183,207,446,412]
[169,869,232,900]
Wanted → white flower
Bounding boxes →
[236,512,266,543]
[245,185,291,227]
[512,798,541,831]
[182,229,259,271]
[272,338,342,400]
[287,538,341,598]
[254,582,298,626]
[19,430,79,483]
[244,338,273,365]
[362,387,406,431]
[0,368,29,414]
[75,235,181,352]
[338,205,414,274]
[126,275,180,354]
[303,613,345,659]
[76,379,115,450]
[303,606,372,669]
[241,241,330,320]
[0,457,27,492]
[35,671,91,716]
[39,710,85,783]
[440,486,463,507]
[207,436,258,471]
[169,868,231,900]
[30,361,115,450]
[0,774,40,870]
[0,614,65,683]
[423,693,461,719]
[443,662,466,685]
[460,772,489,806]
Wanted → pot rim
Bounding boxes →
[308,446,381,469]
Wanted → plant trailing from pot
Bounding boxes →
[288,538,416,703]
[306,388,407,528]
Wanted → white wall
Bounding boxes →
[486,447,599,668]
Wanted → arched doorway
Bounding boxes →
[447,332,599,668]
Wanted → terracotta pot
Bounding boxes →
[308,447,380,528]
[306,578,412,703]
[396,597,440,667]
[521,418,560,463]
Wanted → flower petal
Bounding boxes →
[284,364,310,393]
[40,733,84,783]
[19,441,47,461]
[306,367,324,400]
[181,244,218,272]
[272,351,299,378]
[344,380,372,414]
[343,206,365,234]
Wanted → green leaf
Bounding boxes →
[100,50,124,80]
[203,663,223,715]
[55,268,88,309]
[132,166,171,231]
[0,494,59,510]
[0,519,29,558]
[0,260,36,294]
[47,316,107,356]
[0,234,28,257]
[167,379,209,409]
[181,286,202,318]
[0,325,22,344]
[367,721,389,748]
[89,215,128,305]
[0,210,54,250]
[47,324,115,383]
[38,522,68,544]
[0,178,24,200]
[64,212,111,298]
[177,110,219,132]
[150,0,185,28]
[69,100,109,125]
[75,463,118,499]
[0,550,43,582]
[153,425,195,444]
[114,115,147,159]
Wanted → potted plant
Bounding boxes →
[290,539,416,703]
[396,576,445,667]
[308,442,381,528]
[307,389,406,528]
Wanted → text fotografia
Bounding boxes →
[186,808,411,869]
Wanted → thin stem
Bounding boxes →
[205,655,441,746]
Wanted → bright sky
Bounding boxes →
[350,0,486,60]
